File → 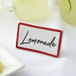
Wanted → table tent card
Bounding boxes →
[16,23,63,58]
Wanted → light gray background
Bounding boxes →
[18,25,60,55]
[0,0,76,76]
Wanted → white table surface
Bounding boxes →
[0,0,76,76]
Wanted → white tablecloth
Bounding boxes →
[0,0,76,76]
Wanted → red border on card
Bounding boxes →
[16,22,63,58]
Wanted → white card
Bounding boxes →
[16,23,63,58]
